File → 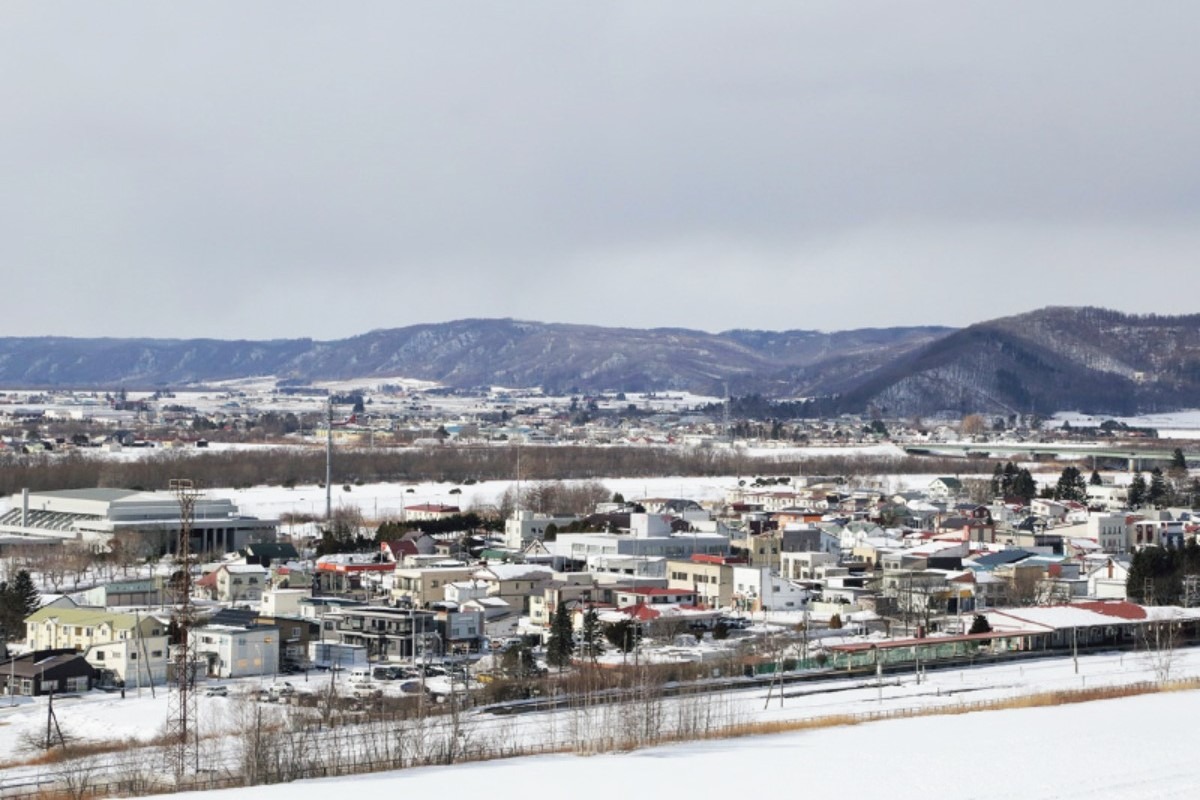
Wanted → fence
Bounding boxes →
[4,675,1199,800]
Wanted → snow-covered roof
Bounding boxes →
[475,564,554,581]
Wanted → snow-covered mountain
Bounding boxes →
[1,308,1197,416]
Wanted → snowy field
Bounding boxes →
[1054,409,1200,440]
[0,467,1072,523]
[2,645,1199,789]
[137,687,1200,800]
[204,469,1012,524]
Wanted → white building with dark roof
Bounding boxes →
[0,488,276,555]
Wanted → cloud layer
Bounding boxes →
[3,2,1197,339]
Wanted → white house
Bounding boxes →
[86,636,170,686]
[731,565,810,612]
[1086,557,1131,600]
[260,587,310,618]
[190,625,279,678]
[927,477,964,501]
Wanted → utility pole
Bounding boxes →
[325,398,333,523]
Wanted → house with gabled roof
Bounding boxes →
[928,477,964,501]
[24,606,169,684]
[473,564,555,613]
[196,563,268,604]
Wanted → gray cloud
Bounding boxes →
[2,1,1198,339]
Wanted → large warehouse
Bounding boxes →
[0,488,277,556]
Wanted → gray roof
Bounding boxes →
[32,488,141,502]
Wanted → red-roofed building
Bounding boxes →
[380,540,419,563]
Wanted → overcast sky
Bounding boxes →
[3,2,1198,340]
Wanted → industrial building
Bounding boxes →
[0,488,277,555]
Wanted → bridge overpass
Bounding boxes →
[903,441,1187,471]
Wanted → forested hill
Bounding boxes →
[0,308,1197,416]
[838,307,1200,417]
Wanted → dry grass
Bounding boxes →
[13,677,1200,798]
[682,677,1200,745]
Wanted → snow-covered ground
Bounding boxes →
[131,690,1200,800]
[1,645,1197,781]
[1054,409,1200,440]
[134,683,1200,800]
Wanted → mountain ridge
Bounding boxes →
[0,307,1197,416]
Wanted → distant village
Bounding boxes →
[0,381,1197,701]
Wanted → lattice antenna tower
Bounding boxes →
[1184,575,1200,608]
[165,478,201,780]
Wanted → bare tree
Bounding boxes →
[1141,613,1182,683]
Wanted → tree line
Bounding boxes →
[0,446,996,496]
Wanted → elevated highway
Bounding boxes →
[903,441,1186,470]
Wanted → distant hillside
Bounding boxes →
[0,319,948,397]
[838,307,1200,417]
[0,308,1196,416]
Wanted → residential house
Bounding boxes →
[780,550,837,582]
[319,606,438,661]
[0,650,96,696]
[529,573,597,629]
[613,587,698,608]
[190,625,280,678]
[1086,556,1131,600]
[196,564,268,604]
[666,555,742,609]
[473,564,555,614]
[257,614,320,671]
[392,565,476,608]
[503,510,580,549]
[730,565,809,612]
[259,587,311,618]
[428,603,485,655]
[927,477,964,501]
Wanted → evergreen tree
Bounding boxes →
[1170,448,1188,480]
[1089,469,1103,486]
[546,602,575,668]
[1053,466,1087,502]
[1148,468,1168,507]
[11,570,40,617]
[604,619,639,653]
[1129,472,1148,508]
[0,582,13,641]
[0,571,39,641]
[500,642,539,680]
[580,606,603,661]
[968,614,992,635]
[1011,469,1038,503]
